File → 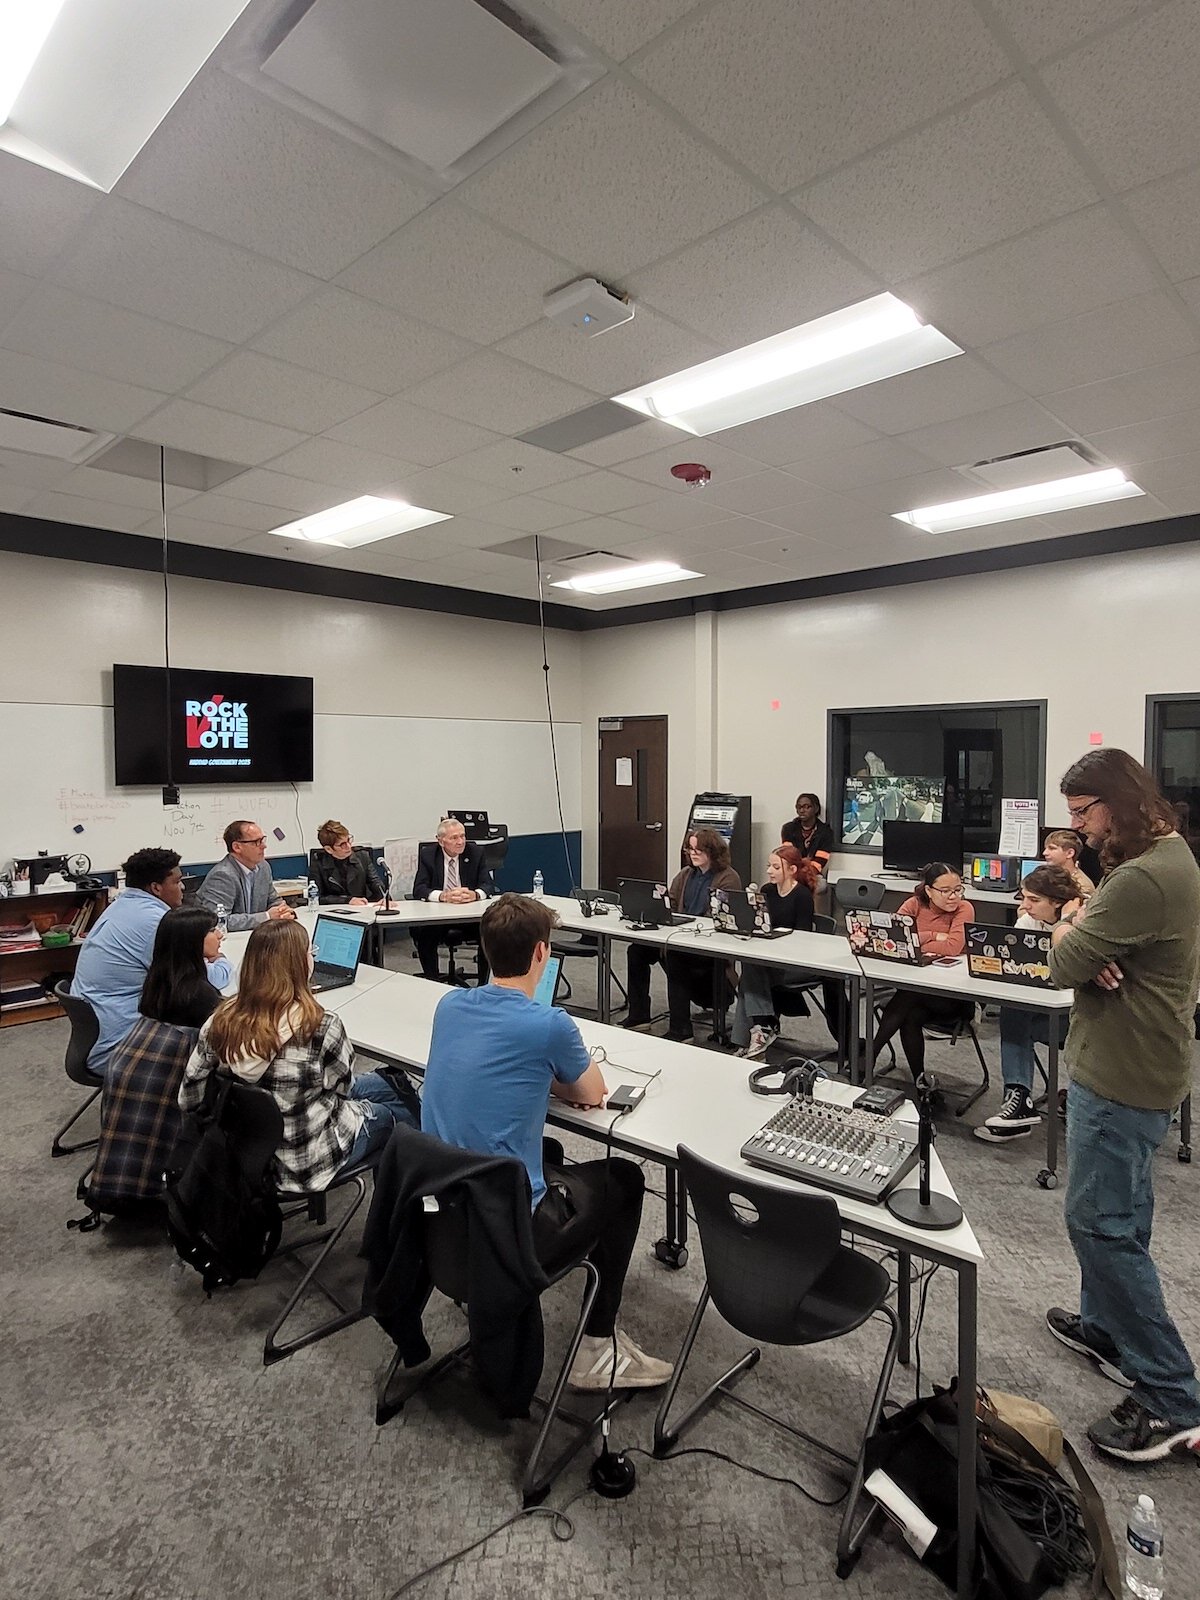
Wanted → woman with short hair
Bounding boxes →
[181,920,416,1191]
[871,862,975,1080]
[311,820,385,905]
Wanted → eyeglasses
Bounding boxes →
[931,883,965,897]
[1066,799,1101,823]
[240,835,267,846]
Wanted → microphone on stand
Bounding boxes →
[886,1074,963,1231]
[375,857,402,918]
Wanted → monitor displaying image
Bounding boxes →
[842,776,945,848]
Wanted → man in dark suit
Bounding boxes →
[411,816,497,982]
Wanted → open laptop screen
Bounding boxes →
[311,914,366,975]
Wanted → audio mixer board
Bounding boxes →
[740,1098,919,1203]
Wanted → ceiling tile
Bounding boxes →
[53,467,196,513]
[633,0,1008,190]
[1,283,232,393]
[404,351,596,433]
[982,291,1200,394]
[797,436,939,491]
[617,514,782,552]
[747,487,867,532]
[212,469,342,515]
[179,493,293,532]
[0,153,101,277]
[51,198,319,343]
[0,448,76,490]
[538,471,661,514]
[1122,170,1200,282]
[137,399,307,465]
[250,287,476,393]
[713,404,879,467]
[379,467,510,517]
[117,68,434,277]
[447,438,592,490]
[0,267,37,328]
[184,351,382,435]
[0,482,36,514]
[736,534,848,570]
[566,417,693,466]
[628,206,879,348]
[1032,491,1175,532]
[697,469,814,516]
[1089,406,1200,468]
[1041,1,1200,190]
[799,83,1097,280]
[1041,353,1200,434]
[0,347,165,433]
[229,530,342,563]
[988,0,1157,62]
[337,200,570,345]
[1128,453,1200,506]
[834,356,1020,434]
[23,492,147,533]
[156,516,271,550]
[265,437,419,493]
[473,494,590,532]
[457,80,760,276]
[897,398,1070,467]
[542,0,703,59]
[325,400,500,465]
[497,307,718,395]
[610,491,743,533]
[901,205,1160,347]
[848,467,981,515]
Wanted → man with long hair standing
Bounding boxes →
[1045,748,1200,1462]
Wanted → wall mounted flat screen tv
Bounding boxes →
[113,664,314,786]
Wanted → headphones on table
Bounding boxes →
[747,1056,829,1099]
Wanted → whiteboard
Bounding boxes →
[0,702,581,872]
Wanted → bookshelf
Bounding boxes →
[0,886,109,1029]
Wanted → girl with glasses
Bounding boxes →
[872,862,975,1083]
[312,819,385,906]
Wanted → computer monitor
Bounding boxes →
[882,820,965,875]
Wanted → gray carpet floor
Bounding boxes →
[4,952,1198,1600]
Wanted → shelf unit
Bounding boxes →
[0,886,108,1029]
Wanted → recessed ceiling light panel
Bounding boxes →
[270,495,451,548]
[550,560,702,595]
[893,468,1145,534]
[613,293,961,436]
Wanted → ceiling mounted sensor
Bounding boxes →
[893,467,1145,535]
[613,293,962,436]
[232,0,603,188]
[543,278,634,336]
[0,407,113,463]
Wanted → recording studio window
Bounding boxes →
[829,701,1046,856]
[1147,695,1200,864]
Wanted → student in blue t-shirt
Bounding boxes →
[421,893,673,1392]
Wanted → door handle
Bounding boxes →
[645,823,663,831]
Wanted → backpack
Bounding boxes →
[164,1073,283,1295]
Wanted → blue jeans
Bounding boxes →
[999,1008,1068,1092]
[1065,1080,1200,1423]
[340,1070,419,1171]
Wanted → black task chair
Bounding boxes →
[374,1138,622,1508]
[654,1145,899,1580]
[553,889,627,1011]
[833,877,887,913]
[50,980,103,1158]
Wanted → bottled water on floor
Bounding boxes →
[1125,1494,1164,1599]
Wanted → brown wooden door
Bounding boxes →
[598,716,669,890]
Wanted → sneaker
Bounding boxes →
[1045,1307,1133,1388]
[975,1086,1041,1142]
[569,1329,674,1391]
[1087,1396,1200,1462]
[743,1024,778,1060]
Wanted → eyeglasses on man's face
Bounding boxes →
[1065,798,1102,823]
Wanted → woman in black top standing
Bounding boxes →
[780,792,834,872]
[312,819,385,904]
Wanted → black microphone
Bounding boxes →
[375,856,402,918]
[886,1074,963,1231]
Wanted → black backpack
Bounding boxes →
[164,1073,283,1295]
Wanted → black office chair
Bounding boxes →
[553,888,627,1011]
[374,1138,618,1508]
[179,874,202,907]
[833,877,887,912]
[481,822,510,878]
[654,1145,899,1579]
[50,980,103,1158]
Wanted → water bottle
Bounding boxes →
[1126,1494,1164,1599]
[215,900,228,936]
[532,870,544,900]
[307,880,320,916]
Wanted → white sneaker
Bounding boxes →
[974,1085,1041,1142]
[743,1024,778,1060]
[569,1329,674,1390]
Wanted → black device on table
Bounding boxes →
[617,878,695,930]
[308,914,367,995]
[740,1095,919,1203]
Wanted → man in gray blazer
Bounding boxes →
[196,819,296,932]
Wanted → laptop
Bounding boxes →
[309,914,368,994]
[965,925,1056,987]
[532,954,565,1007]
[845,910,930,966]
[617,878,695,929]
[711,887,792,940]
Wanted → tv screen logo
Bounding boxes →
[185,695,250,767]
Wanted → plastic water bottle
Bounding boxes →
[307,880,320,916]
[1125,1494,1164,1599]
[215,901,228,936]
[532,870,544,900]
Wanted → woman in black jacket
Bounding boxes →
[312,820,385,904]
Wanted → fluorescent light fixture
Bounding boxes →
[612,293,961,436]
[550,560,703,595]
[0,0,67,125]
[270,495,451,549]
[893,468,1145,534]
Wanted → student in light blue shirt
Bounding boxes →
[71,847,228,1079]
[421,893,673,1393]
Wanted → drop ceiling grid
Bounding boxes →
[0,0,1198,609]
